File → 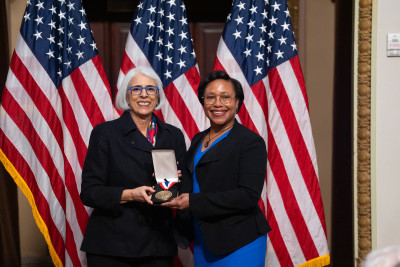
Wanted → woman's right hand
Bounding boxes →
[120,186,155,205]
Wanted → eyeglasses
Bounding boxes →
[128,85,159,95]
[202,94,236,105]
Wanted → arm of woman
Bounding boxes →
[189,134,267,220]
[80,125,154,214]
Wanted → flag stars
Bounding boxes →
[78,21,87,30]
[291,42,297,51]
[278,36,287,45]
[167,0,176,7]
[33,30,42,40]
[147,5,156,14]
[134,16,142,24]
[257,38,266,47]
[233,30,242,39]
[268,30,275,39]
[47,35,55,44]
[245,33,253,43]
[90,41,97,50]
[165,55,173,65]
[68,16,74,25]
[68,31,73,40]
[147,20,155,28]
[243,48,252,57]
[275,49,284,59]
[36,1,44,10]
[64,60,72,69]
[48,19,56,29]
[255,52,264,61]
[249,5,257,14]
[261,10,268,19]
[49,5,57,14]
[156,37,163,45]
[165,41,173,50]
[284,8,290,17]
[178,45,187,54]
[157,23,164,31]
[145,34,154,43]
[259,24,267,33]
[281,22,290,31]
[267,44,272,53]
[34,15,44,25]
[272,2,281,11]
[164,70,172,79]
[57,26,64,34]
[166,12,175,21]
[254,66,262,75]
[247,20,255,29]
[234,15,244,25]
[67,2,75,10]
[58,10,66,20]
[79,8,86,16]
[156,52,163,60]
[158,9,164,17]
[269,16,278,25]
[23,12,30,21]
[66,45,72,54]
[180,3,186,11]
[180,17,188,26]
[58,0,66,5]
[77,35,86,45]
[179,31,188,40]
[237,1,245,11]
[46,49,55,58]
[76,50,84,59]
[137,2,143,9]
[57,41,63,48]
[177,59,186,69]
[57,69,62,77]
[166,27,174,36]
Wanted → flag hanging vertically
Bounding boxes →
[117,0,208,147]
[213,0,330,266]
[0,0,115,266]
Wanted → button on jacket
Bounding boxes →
[176,120,271,255]
[80,111,186,258]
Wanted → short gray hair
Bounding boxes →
[362,246,400,267]
[115,66,166,111]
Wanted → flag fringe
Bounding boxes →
[297,254,330,267]
[0,149,63,267]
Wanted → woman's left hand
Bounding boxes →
[161,193,189,210]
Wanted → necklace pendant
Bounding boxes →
[204,140,209,148]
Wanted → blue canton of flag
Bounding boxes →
[131,0,197,86]
[223,0,297,86]
[21,0,98,88]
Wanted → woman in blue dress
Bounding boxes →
[163,70,271,266]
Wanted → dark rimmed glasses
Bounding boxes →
[128,85,159,95]
[202,94,236,105]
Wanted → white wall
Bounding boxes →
[374,0,400,249]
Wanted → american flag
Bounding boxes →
[116,0,209,147]
[0,0,115,266]
[213,0,330,266]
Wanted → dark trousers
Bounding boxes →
[86,253,173,267]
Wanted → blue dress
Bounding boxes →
[192,131,267,267]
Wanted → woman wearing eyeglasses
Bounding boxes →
[80,67,186,267]
[163,70,271,267]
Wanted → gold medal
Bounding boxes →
[155,190,173,201]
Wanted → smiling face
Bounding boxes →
[128,73,159,120]
[203,79,239,128]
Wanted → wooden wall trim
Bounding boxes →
[357,0,372,265]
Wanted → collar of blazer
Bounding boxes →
[186,119,239,175]
[118,111,173,151]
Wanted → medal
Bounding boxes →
[155,190,173,201]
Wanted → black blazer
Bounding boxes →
[80,111,186,258]
[177,120,271,255]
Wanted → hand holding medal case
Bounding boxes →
[151,149,179,204]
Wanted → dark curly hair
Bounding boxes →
[197,70,244,113]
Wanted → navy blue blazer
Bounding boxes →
[176,120,271,255]
[80,111,186,258]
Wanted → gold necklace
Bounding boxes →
[204,125,233,148]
